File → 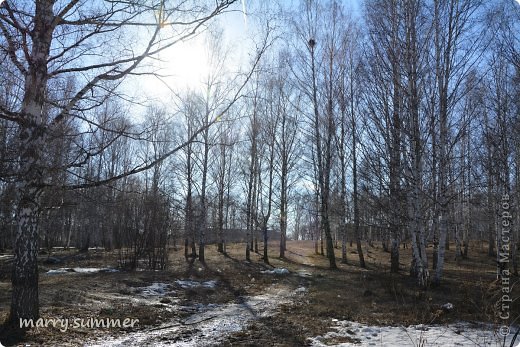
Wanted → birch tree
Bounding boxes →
[195,27,229,262]
[432,0,485,285]
[272,51,300,259]
[294,0,337,269]
[258,95,276,264]
[402,0,429,287]
[244,77,261,262]
[212,120,237,254]
[0,0,239,323]
[364,0,404,273]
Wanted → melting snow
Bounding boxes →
[139,283,173,296]
[261,268,290,275]
[441,302,454,311]
[175,280,217,289]
[47,268,73,274]
[308,320,520,346]
[86,284,302,347]
[75,267,118,273]
[296,270,313,277]
[46,267,118,274]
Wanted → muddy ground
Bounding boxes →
[0,240,518,346]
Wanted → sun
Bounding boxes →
[159,38,210,91]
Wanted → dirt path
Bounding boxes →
[3,241,516,346]
[86,281,307,347]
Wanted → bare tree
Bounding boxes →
[194,25,236,262]
[258,96,277,264]
[271,51,300,259]
[402,0,429,287]
[432,0,485,285]
[0,0,279,322]
[364,0,404,273]
[244,76,261,262]
[212,120,237,254]
[294,0,337,269]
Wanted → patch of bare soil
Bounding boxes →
[0,244,300,346]
[218,241,520,346]
[0,240,517,346]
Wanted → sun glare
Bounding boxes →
[141,8,249,98]
[159,39,210,91]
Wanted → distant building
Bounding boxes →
[204,228,281,244]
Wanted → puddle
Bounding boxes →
[86,284,303,346]
[308,320,520,346]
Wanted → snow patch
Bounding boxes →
[441,302,454,311]
[175,279,217,289]
[261,268,289,275]
[46,267,118,274]
[75,267,118,273]
[139,283,173,296]
[47,268,73,274]
[296,270,313,277]
[308,320,519,346]
[86,283,302,347]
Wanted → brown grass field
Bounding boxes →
[0,239,518,346]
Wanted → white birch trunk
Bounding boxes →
[10,0,54,324]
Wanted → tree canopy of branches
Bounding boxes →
[0,0,243,324]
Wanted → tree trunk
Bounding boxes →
[389,9,402,273]
[198,241,205,263]
[391,238,400,273]
[487,155,496,256]
[351,72,365,269]
[320,231,324,256]
[263,224,269,264]
[245,107,258,262]
[279,231,286,258]
[309,37,336,270]
[11,190,41,324]
[10,0,55,324]
[279,162,288,258]
[455,224,462,260]
[341,224,347,264]
[353,133,365,268]
[191,241,197,258]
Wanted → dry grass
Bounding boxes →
[0,239,517,346]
